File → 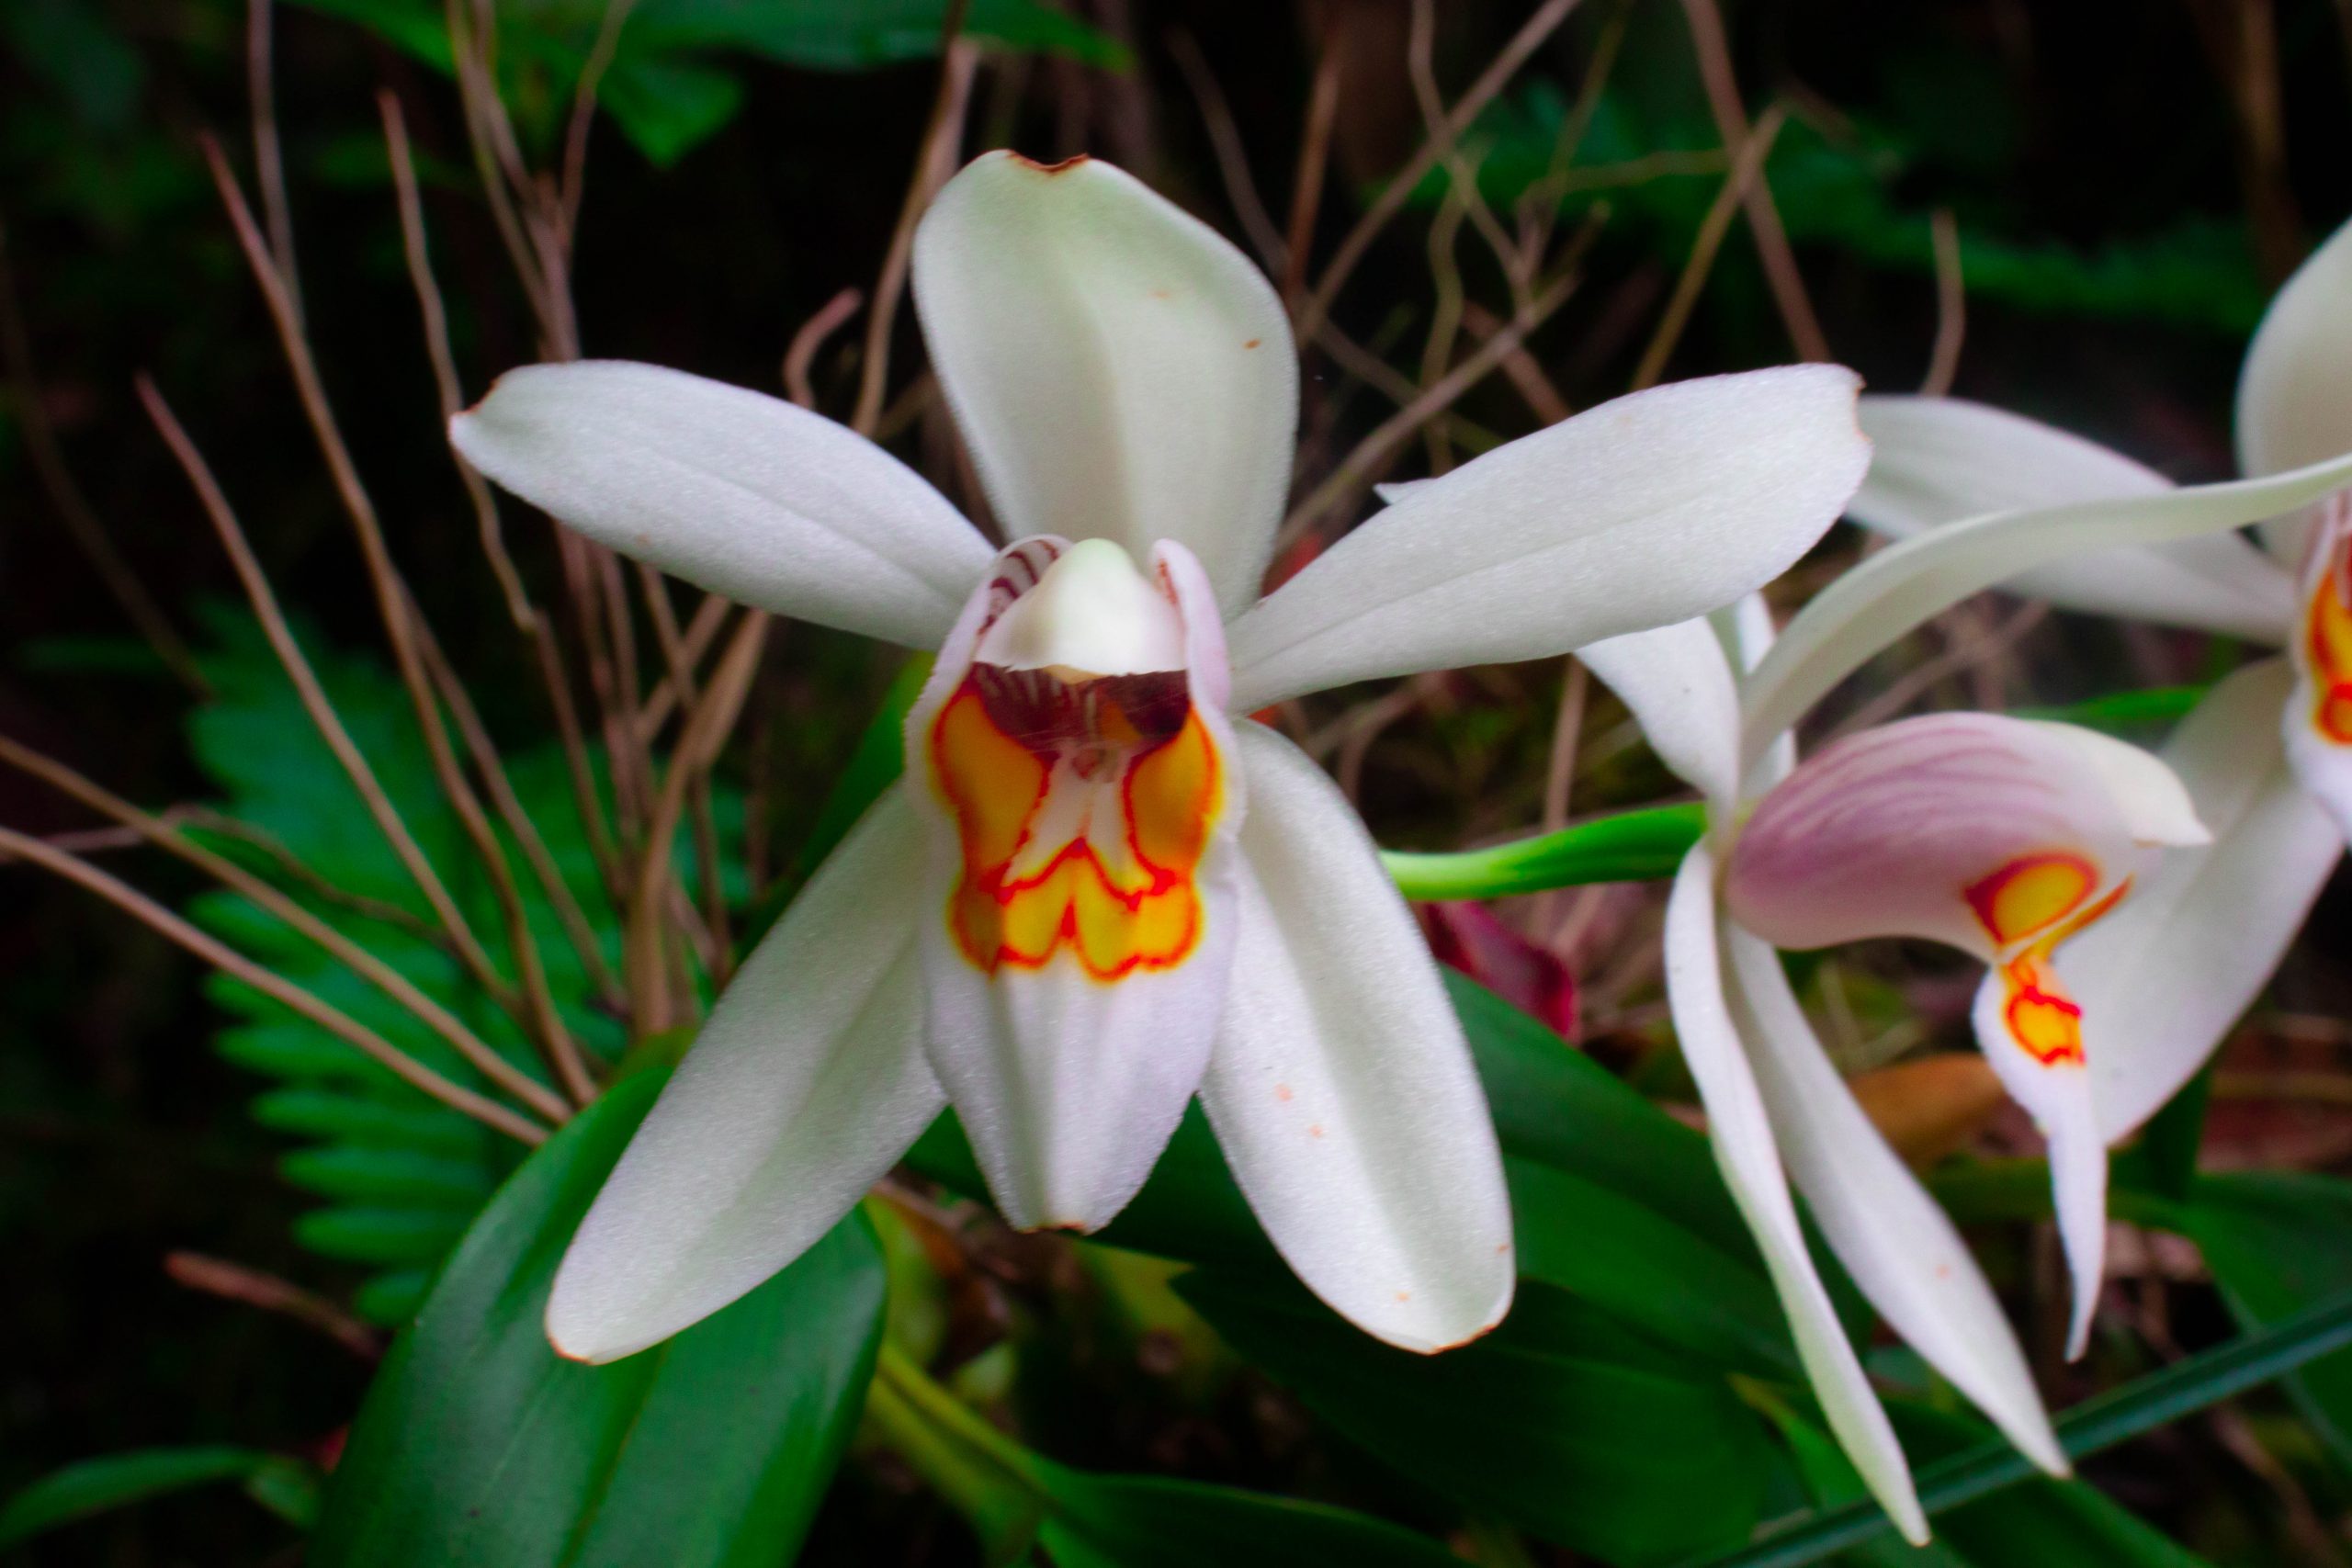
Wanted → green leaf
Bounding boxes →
[0,1447,277,1547]
[2183,1171,2352,1465]
[1383,802,1704,900]
[293,1205,476,1266]
[2010,685,2210,736]
[310,1070,887,1568]
[278,1145,501,1208]
[1182,1272,1770,1564]
[1032,1464,1467,1568]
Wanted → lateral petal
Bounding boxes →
[452,360,990,648]
[2077,660,2344,1140]
[1198,725,1514,1353]
[912,152,1296,617]
[1664,845,1928,1544]
[1226,367,1869,710]
[1738,447,2352,761]
[1578,617,1744,817]
[1852,395,2292,641]
[545,787,941,1363]
[2237,216,2352,481]
[1722,925,2065,1475]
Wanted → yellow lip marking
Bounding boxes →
[2305,527,2352,744]
[1964,853,2126,1069]
[929,674,1221,981]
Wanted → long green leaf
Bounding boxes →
[0,1447,275,1547]
[1690,1287,2352,1567]
[309,1071,886,1567]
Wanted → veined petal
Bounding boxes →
[1724,715,2205,960]
[1199,725,1513,1352]
[2238,216,2352,482]
[546,787,941,1364]
[1226,367,1870,711]
[1739,448,2352,763]
[1577,618,1744,817]
[907,537,1243,1230]
[1721,924,2065,1475]
[1971,960,2108,1360]
[451,361,990,648]
[2079,660,2344,1140]
[1664,845,1927,1543]
[911,152,1295,617]
[1852,396,2292,641]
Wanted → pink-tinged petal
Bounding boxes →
[1725,715,2203,959]
[547,788,941,1364]
[912,152,1296,617]
[905,537,1242,1231]
[2076,660,2344,1140]
[1201,726,1513,1352]
[451,361,991,648]
[1663,845,1928,1543]
[1852,395,2293,641]
[1722,924,2065,1474]
[1970,960,2108,1359]
[1226,367,1869,711]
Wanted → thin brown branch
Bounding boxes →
[634,591,731,741]
[247,0,301,329]
[1921,207,1965,397]
[181,808,446,947]
[167,1251,381,1359]
[783,288,865,411]
[1675,0,1829,361]
[635,565,731,957]
[1461,300,1573,423]
[199,142,594,1103]
[0,825,547,1145]
[1295,0,1584,344]
[1629,104,1789,392]
[0,218,208,697]
[1407,0,1531,303]
[560,0,637,243]
[1279,15,1346,309]
[1166,29,1288,272]
[851,1,978,437]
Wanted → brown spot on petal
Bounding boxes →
[1243,338,1262,348]
[1307,1124,1325,1139]
[1011,152,1091,175]
[1149,287,1174,299]
[1395,1291,1412,1303]
[1274,1083,1293,1102]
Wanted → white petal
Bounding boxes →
[2078,660,2344,1139]
[546,787,942,1363]
[1852,395,2292,641]
[1740,447,2352,761]
[912,152,1296,617]
[1970,963,2108,1360]
[1226,367,1871,711]
[451,361,990,648]
[1721,924,2065,1475]
[1199,725,1513,1352]
[905,538,1243,1231]
[1577,618,1744,816]
[2238,216,2352,480]
[1663,845,1927,1544]
[1724,715,2202,961]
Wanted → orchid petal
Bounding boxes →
[2238,216,2352,481]
[546,788,941,1363]
[2077,660,2344,1140]
[1851,395,2293,641]
[1199,724,1513,1352]
[1739,448,2352,763]
[1971,962,2109,1360]
[1577,618,1744,817]
[911,152,1295,616]
[1226,367,1870,710]
[1722,925,2065,1474]
[2285,497,2352,841]
[1664,845,1928,1543]
[1725,715,2204,960]
[451,361,990,648]
[906,538,1243,1231]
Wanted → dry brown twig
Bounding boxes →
[1922,207,1966,397]
[1629,102,1790,392]
[168,1251,384,1359]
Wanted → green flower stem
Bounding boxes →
[866,1341,1046,1554]
[1688,1286,2352,1568]
[1381,803,1706,901]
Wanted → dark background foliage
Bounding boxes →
[4,0,2350,1561]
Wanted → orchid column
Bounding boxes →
[450,152,1873,1364]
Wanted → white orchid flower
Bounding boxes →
[447,150,1873,1364]
[1846,212,2352,1148]
[1580,610,2206,1541]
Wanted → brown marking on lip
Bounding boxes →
[1011,152,1091,175]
